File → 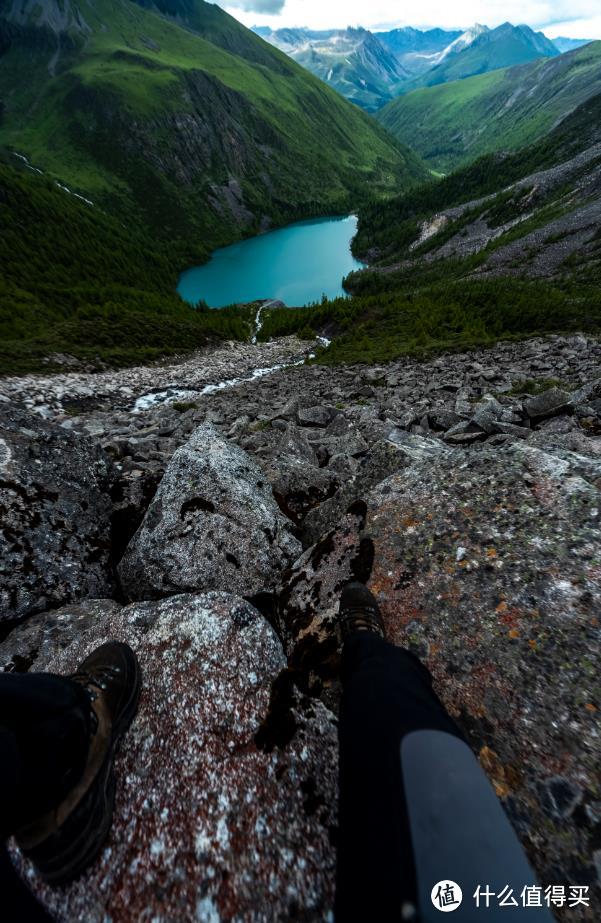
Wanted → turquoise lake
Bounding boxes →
[177,215,365,308]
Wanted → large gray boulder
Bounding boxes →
[11,592,338,922]
[0,407,115,622]
[523,387,572,422]
[256,422,341,523]
[118,424,301,600]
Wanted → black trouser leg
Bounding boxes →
[0,672,91,839]
[335,633,464,922]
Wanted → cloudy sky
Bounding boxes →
[218,1,601,39]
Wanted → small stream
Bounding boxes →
[134,304,331,412]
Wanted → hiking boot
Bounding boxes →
[339,581,386,642]
[16,642,141,885]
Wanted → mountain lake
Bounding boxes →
[177,215,365,308]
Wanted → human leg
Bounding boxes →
[335,585,463,922]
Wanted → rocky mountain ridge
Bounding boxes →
[370,138,601,280]
[399,21,558,93]
[254,26,409,111]
[254,21,563,110]
[375,25,463,73]
[354,85,601,287]
[1,331,600,920]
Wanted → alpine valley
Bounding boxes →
[0,0,425,369]
[1,2,601,921]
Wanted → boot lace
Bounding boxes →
[341,604,384,638]
[69,665,122,734]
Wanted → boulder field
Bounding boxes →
[0,332,599,922]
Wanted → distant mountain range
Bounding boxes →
[396,22,559,93]
[253,26,409,111]
[375,27,463,75]
[376,40,601,172]
[552,36,592,53]
[254,22,591,111]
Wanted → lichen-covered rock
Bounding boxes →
[365,443,601,919]
[277,509,368,710]
[0,407,114,622]
[259,452,340,523]
[524,387,572,421]
[118,424,301,601]
[570,377,601,405]
[11,592,338,922]
[0,600,121,674]
[302,431,451,546]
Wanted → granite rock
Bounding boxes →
[118,425,301,600]
[302,432,451,546]
[277,509,368,710]
[365,443,601,913]
[524,387,572,422]
[11,593,339,922]
[0,599,122,673]
[297,405,337,428]
[0,406,114,622]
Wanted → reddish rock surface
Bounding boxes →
[11,593,338,922]
[365,441,601,921]
[277,438,601,922]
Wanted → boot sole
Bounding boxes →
[22,649,142,886]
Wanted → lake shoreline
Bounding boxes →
[177,214,365,310]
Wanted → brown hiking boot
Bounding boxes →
[339,581,386,642]
[16,642,141,885]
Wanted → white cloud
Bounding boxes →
[218,0,601,39]
[227,0,285,13]
[544,15,601,38]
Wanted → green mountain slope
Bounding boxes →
[352,90,601,285]
[0,151,251,373]
[377,41,601,172]
[399,22,558,94]
[0,0,425,251]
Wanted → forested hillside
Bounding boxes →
[356,91,601,261]
[0,0,429,371]
[256,90,601,365]
[0,155,251,373]
[0,0,425,245]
